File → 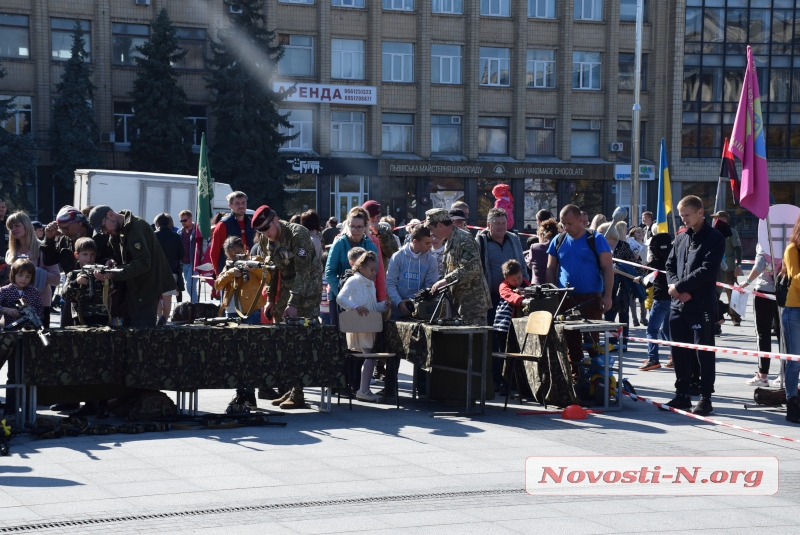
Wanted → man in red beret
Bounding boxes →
[253,205,323,410]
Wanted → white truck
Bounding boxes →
[73,169,234,225]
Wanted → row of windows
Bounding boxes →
[682,1,800,159]
[0,15,206,69]
[274,0,647,21]
[282,39,647,90]
[277,109,615,158]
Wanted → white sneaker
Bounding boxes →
[772,376,783,388]
[745,374,768,387]
[356,390,381,402]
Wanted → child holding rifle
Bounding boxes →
[63,238,114,326]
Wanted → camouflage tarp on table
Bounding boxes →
[19,325,345,391]
[383,320,434,368]
[507,318,577,408]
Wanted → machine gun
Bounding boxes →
[410,279,465,325]
[70,264,125,298]
[193,316,241,326]
[519,283,571,300]
[224,255,274,282]
[7,299,50,346]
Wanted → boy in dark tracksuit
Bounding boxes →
[665,196,724,415]
[63,237,113,326]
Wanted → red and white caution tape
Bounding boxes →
[626,336,800,362]
[621,390,798,443]
[614,258,776,301]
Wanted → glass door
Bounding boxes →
[331,176,367,220]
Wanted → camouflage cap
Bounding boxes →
[425,208,451,225]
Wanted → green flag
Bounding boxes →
[196,132,214,240]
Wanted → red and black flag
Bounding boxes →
[720,137,741,204]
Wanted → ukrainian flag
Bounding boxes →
[656,138,672,234]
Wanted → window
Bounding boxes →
[524,178,558,229]
[431,115,462,154]
[331,111,364,151]
[618,53,647,91]
[280,108,313,151]
[479,47,510,86]
[526,50,555,88]
[0,96,31,135]
[383,0,413,10]
[432,0,462,14]
[51,19,91,61]
[574,0,602,21]
[382,113,413,153]
[431,44,461,84]
[572,51,601,89]
[114,102,136,145]
[528,0,555,19]
[186,106,207,148]
[112,23,148,66]
[382,42,414,82]
[332,39,364,79]
[332,0,364,7]
[0,14,29,58]
[620,0,647,22]
[480,0,510,17]
[616,120,646,160]
[278,35,313,76]
[571,119,600,157]
[526,118,555,156]
[478,116,509,155]
[173,28,206,70]
[280,0,313,3]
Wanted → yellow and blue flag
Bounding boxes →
[656,138,672,234]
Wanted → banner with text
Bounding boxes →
[275,83,377,105]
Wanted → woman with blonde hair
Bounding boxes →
[599,220,641,348]
[6,212,61,327]
[527,218,558,284]
[590,214,607,231]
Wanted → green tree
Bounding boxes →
[128,8,193,174]
[0,61,37,210]
[206,0,295,212]
[50,22,100,199]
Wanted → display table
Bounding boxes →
[383,320,494,415]
[4,325,346,423]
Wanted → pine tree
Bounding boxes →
[206,0,295,212]
[0,60,37,210]
[50,22,100,199]
[128,8,193,175]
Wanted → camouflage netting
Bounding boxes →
[15,325,345,391]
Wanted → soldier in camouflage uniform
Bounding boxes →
[253,205,323,410]
[427,208,491,326]
[426,208,494,403]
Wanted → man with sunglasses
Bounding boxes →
[88,205,176,327]
[253,204,322,410]
[177,210,203,302]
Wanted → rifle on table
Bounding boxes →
[224,255,276,283]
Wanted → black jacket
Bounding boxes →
[42,230,113,274]
[648,257,669,301]
[154,227,185,274]
[665,221,724,312]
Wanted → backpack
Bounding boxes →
[554,229,602,272]
[109,390,177,420]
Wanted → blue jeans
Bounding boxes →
[182,263,198,302]
[782,307,800,399]
[646,299,671,362]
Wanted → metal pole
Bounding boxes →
[630,0,644,228]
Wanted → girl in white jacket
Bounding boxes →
[336,251,389,402]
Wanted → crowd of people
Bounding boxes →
[2,190,800,425]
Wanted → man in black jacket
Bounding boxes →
[154,213,185,325]
[665,196,724,416]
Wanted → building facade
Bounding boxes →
[2,0,797,246]
[0,0,671,227]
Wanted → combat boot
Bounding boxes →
[271,390,292,406]
[279,388,305,410]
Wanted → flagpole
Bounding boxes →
[630,0,644,228]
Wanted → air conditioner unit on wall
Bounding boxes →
[609,142,624,152]
[135,0,150,5]
[230,3,243,13]
[100,132,115,143]
[451,116,461,124]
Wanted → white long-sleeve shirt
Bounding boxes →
[336,272,387,350]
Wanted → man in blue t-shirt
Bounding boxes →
[546,204,614,369]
